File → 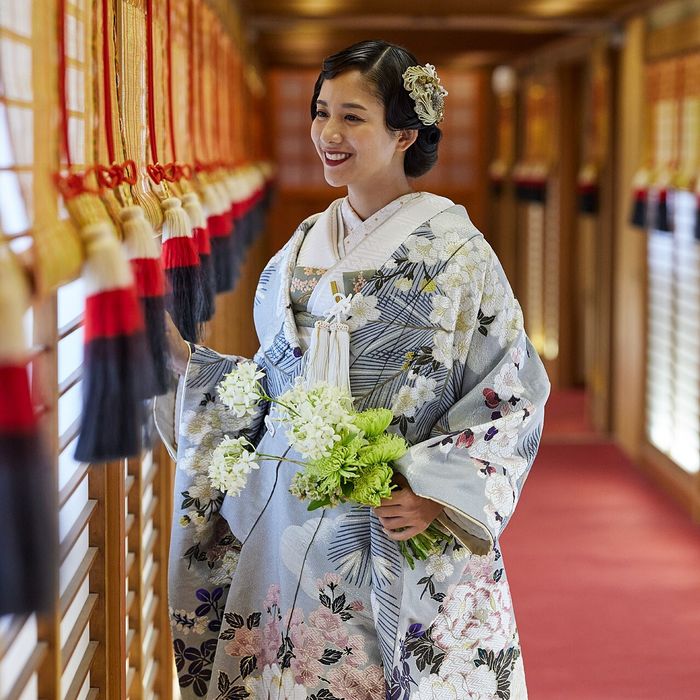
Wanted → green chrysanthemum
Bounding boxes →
[359,433,408,465]
[349,461,394,507]
[353,408,393,437]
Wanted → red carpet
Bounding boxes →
[502,391,700,699]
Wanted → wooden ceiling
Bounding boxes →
[238,0,652,68]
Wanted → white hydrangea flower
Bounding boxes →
[452,240,490,279]
[188,473,218,502]
[275,382,355,460]
[429,294,457,328]
[413,674,461,700]
[494,363,525,401]
[485,473,515,516]
[217,361,266,420]
[405,235,440,266]
[436,262,465,294]
[412,374,437,406]
[493,300,523,348]
[425,553,454,582]
[460,664,500,699]
[453,331,472,363]
[435,227,465,261]
[346,293,380,331]
[391,385,418,418]
[432,330,453,368]
[480,264,507,317]
[245,664,307,700]
[208,435,259,496]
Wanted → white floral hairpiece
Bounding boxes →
[402,63,448,126]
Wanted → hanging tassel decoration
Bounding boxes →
[653,187,672,233]
[120,205,170,395]
[302,285,353,392]
[327,322,351,393]
[202,180,235,292]
[182,191,215,321]
[0,245,56,615]
[160,196,204,342]
[303,320,331,388]
[74,220,149,462]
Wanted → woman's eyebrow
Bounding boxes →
[316,99,368,111]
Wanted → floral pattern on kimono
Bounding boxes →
[162,200,550,700]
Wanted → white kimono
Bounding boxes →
[158,192,550,700]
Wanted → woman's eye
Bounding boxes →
[316,110,328,118]
[345,114,362,122]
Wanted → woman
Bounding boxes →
[161,40,550,700]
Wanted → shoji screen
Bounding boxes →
[0,1,174,698]
[644,55,700,475]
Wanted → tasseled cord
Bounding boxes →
[302,288,353,393]
[120,204,170,396]
[181,191,216,322]
[202,182,234,293]
[160,196,205,342]
[74,220,151,462]
[0,245,57,615]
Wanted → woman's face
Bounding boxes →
[311,70,407,190]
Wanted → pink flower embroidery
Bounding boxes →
[224,626,262,658]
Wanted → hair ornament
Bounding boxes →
[402,63,448,126]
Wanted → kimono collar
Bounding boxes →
[339,192,422,257]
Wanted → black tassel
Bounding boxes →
[654,189,672,233]
[0,434,56,615]
[210,234,235,293]
[578,185,599,214]
[165,264,204,343]
[74,334,147,462]
[630,190,648,229]
[198,251,216,321]
[142,295,170,395]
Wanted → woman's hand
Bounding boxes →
[164,312,190,375]
[374,473,444,541]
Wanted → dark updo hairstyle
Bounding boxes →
[310,40,442,178]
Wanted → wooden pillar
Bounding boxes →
[611,17,646,457]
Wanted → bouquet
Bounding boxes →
[211,362,448,567]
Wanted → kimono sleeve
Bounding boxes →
[154,344,270,463]
[394,239,550,555]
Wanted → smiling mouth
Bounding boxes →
[323,152,352,166]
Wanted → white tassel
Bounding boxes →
[327,321,351,393]
[303,320,330,388]
[302,286,353,391]
[120,205,159,260]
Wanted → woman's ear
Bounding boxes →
[396,128,418,152]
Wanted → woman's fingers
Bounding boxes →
[384,525,423,541]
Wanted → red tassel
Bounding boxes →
[120,205,169,395]
[160,197,204,342]
[202,184,234,292]
[0,248,56,614]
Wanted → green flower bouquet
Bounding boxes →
[212,363,449,567]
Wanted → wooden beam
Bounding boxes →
[250,14,615,33]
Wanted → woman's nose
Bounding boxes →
[321,118,343,145]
